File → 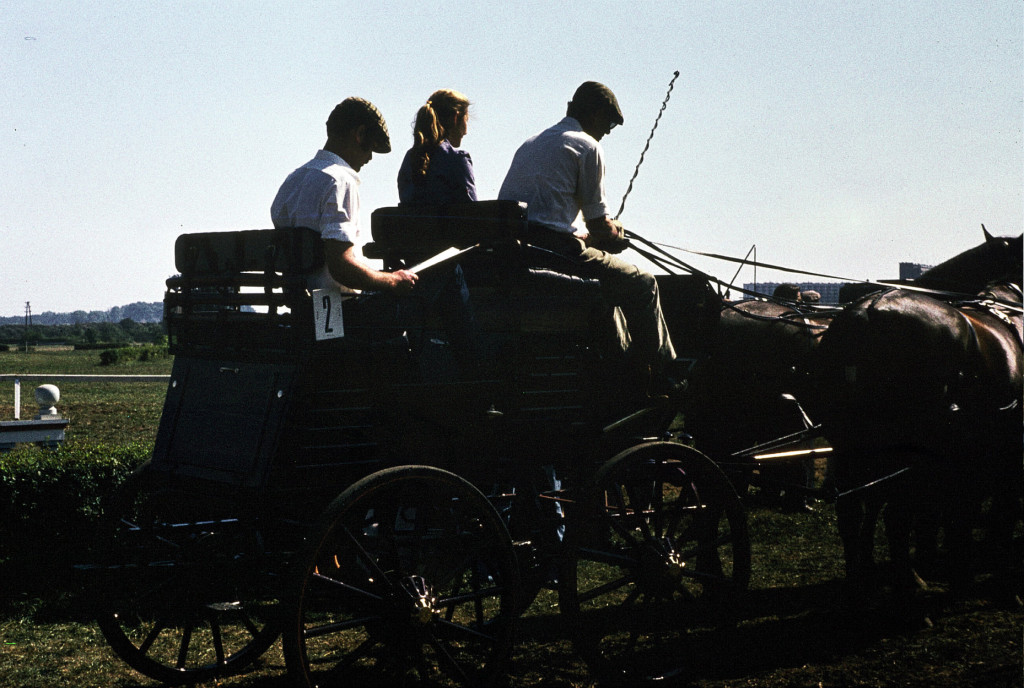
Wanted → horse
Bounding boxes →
[914,225,1022,294]
[681,296,836,508]
[811,229,1022,612]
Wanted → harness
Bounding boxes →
[959,280,1024,349]
[954,283,1024,415]
[720,300,834,331]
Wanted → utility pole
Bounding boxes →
[24,301,31,352]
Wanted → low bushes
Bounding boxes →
[0,442,151,536]
[98,344,170,366]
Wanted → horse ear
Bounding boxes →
[982,223,994,242]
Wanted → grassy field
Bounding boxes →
[0,349,1020,687]
[0,348,170,445]
[2,500,1020,688]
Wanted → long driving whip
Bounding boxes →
[614,70,680,221]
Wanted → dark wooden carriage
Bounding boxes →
[90,201,749,686]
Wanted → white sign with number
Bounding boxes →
[312,287,345,340]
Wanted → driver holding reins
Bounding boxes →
[498,81,684,395]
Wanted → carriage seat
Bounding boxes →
[365,200,527,267]
[515,267,608,334]
[165,228,324,356]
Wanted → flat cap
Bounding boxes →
[326,97,391,153]
[571,81,624,125]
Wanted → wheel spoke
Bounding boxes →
[674,526,733,562]
[310,571,383,603]
[175,623,193,669]
[137,619,167,656]
[577,545,638,568]
[303,614,382,640]
[337,525,395,592]
[624,482,656,541]
[317,636,381,678]
[236,607,261,638]
[576,571,635,605]
[426,630,471,684]
[210,617,226,665]
[603,487,644,546]
[432,616,501,643]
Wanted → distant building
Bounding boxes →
[740,259,936,305]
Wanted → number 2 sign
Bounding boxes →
[312,287,345,340]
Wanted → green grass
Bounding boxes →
[0,349,170,445]
[0,347,174,375]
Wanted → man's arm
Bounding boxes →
[324,240,418,294]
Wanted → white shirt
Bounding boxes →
[270,149,362,291]
[498,117,609,234]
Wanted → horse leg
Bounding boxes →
[942,501,977,599]
[836,491,881,607]
[912,506,940,576]
[980,448,1024,605]
[882,494,929,624]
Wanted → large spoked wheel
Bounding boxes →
[94,462,281,685]
[559,442,751,684]
[284,465,520,687]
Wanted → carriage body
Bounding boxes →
[93,201,749,687]
[154,202,710,507]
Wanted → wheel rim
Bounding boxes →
[95,472,280,685]
[288,467,518,687]
[560,443,751,683]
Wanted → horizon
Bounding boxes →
[3,2,1021,316]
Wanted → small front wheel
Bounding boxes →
[560,442,751,684]
[94,463,280,685]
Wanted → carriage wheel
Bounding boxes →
[559,442,751,684]
[283,465,520,687]
[94,462,281,685]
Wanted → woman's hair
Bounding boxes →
[410,89,470,176]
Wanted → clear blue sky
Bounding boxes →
[2,1,1021,316]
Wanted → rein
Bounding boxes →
[624,231,1024,309]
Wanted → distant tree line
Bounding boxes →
[0,301,164,326]
[0,319,166,348]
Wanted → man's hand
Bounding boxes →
[385,269,418,295]
[325,240,419,294]
[585,217,629,254]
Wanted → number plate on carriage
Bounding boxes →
[312,287,345,340]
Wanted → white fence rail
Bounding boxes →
[0,374,170,420]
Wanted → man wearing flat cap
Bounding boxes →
[272,97,418,294]
[499,81,680,391]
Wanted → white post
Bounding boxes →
[13,378,20,420]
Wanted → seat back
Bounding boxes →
[165,228,323,358]
[366,200,527,267]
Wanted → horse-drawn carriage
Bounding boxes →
[86,201,756,687]
[83,195,1022,685]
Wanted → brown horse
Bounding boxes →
[812,230,1022,609]
[683,298,835,506]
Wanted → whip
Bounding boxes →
[614,70,679,221]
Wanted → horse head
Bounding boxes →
[915,226,1023,294]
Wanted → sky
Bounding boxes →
[2,1,1021,317]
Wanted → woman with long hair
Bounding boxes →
[398,89,477,205]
